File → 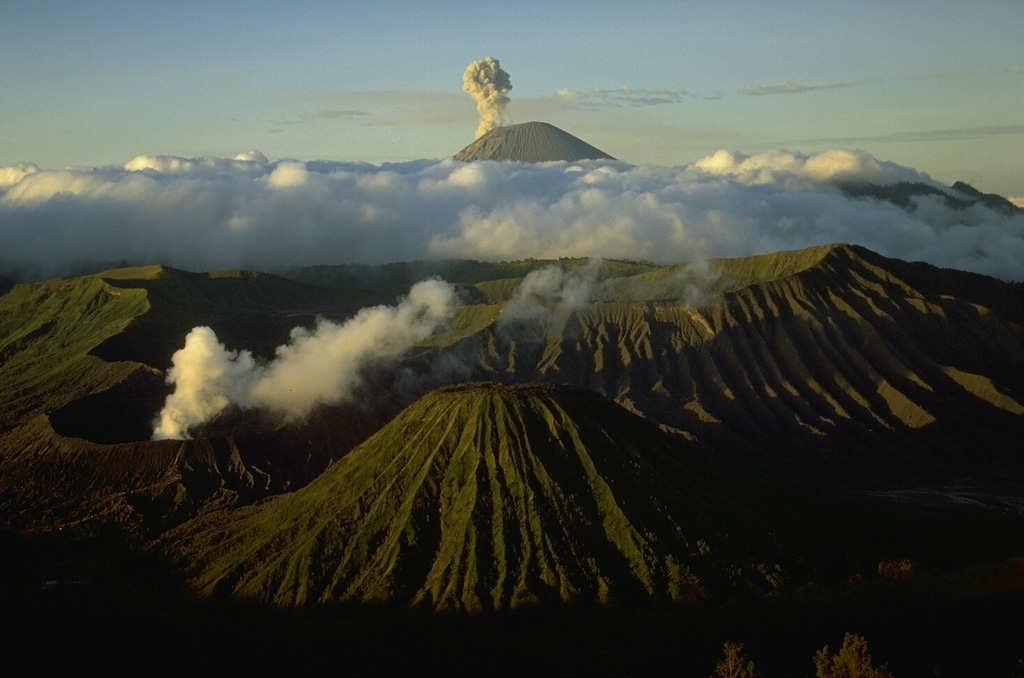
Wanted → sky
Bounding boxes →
[2,1,1024,285]
[2,1,1022,195]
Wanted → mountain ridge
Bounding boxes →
[2,243,1023,540]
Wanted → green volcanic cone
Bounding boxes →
[167,382,779,611]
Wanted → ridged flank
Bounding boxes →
[169,383,778,611]
[454,121,616,163]
[465,244,1024,473]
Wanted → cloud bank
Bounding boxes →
[152,278,459,439]
[2,148,1023,281]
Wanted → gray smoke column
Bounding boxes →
[463,57,512,139]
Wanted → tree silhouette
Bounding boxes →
[714,641,758,678]
[813,632,893,678]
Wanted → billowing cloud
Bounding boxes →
[1,148,1023,282]
[123,152,269,175]
[0,163,40,189]
[153,278,459,439]
[693,148,934,186]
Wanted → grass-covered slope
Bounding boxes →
[0,275,151,431]
[0,266,406,535]
[452,244,1024,475]
[3,243,1023,539]
[166,382,781,611]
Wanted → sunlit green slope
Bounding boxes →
[168,382,781,611]
[0,275,150,430]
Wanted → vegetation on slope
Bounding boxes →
[0,275,150,430]
[166,382,783,610]
[0,267,404,535]
[3,243,1023,551]
[448,244,1024,476]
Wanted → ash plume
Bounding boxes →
[463,57,512,139]
[152,279,459,440]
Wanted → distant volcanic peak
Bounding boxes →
[177,381,769,610]
[454,121,616,163]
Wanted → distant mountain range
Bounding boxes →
[1,242,1023,612]
[840,179,1023,216]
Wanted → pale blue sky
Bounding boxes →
[3,0,1022,194]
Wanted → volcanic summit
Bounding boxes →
[454,121,616,163]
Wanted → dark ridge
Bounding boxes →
[951,181,1023,215]
[839,181,973,211]
[839,180,1023,216]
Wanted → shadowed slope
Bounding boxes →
[167,383,780,611]
[457,244,1024,476]
[454,122,616,163]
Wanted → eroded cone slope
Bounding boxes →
[454,121,615,163]
[169,382,777,611]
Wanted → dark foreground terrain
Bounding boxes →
[5,530,1022,676]
[2,244,1023,674]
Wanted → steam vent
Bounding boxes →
[454,121,616,163]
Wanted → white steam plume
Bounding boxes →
[152,279,459,440]
[463,57,512,139]
[498,258,725,333]
[500,261,600,329]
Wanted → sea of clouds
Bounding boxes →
[2,148,1023,282]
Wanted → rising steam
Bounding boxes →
[499,261,600,329]
[463,57,512,139]
[152,279,459,440]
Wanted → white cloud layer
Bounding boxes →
[2,148,1023,281]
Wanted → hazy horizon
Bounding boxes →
[3,2,1023,282]
[2,2,1021,195]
